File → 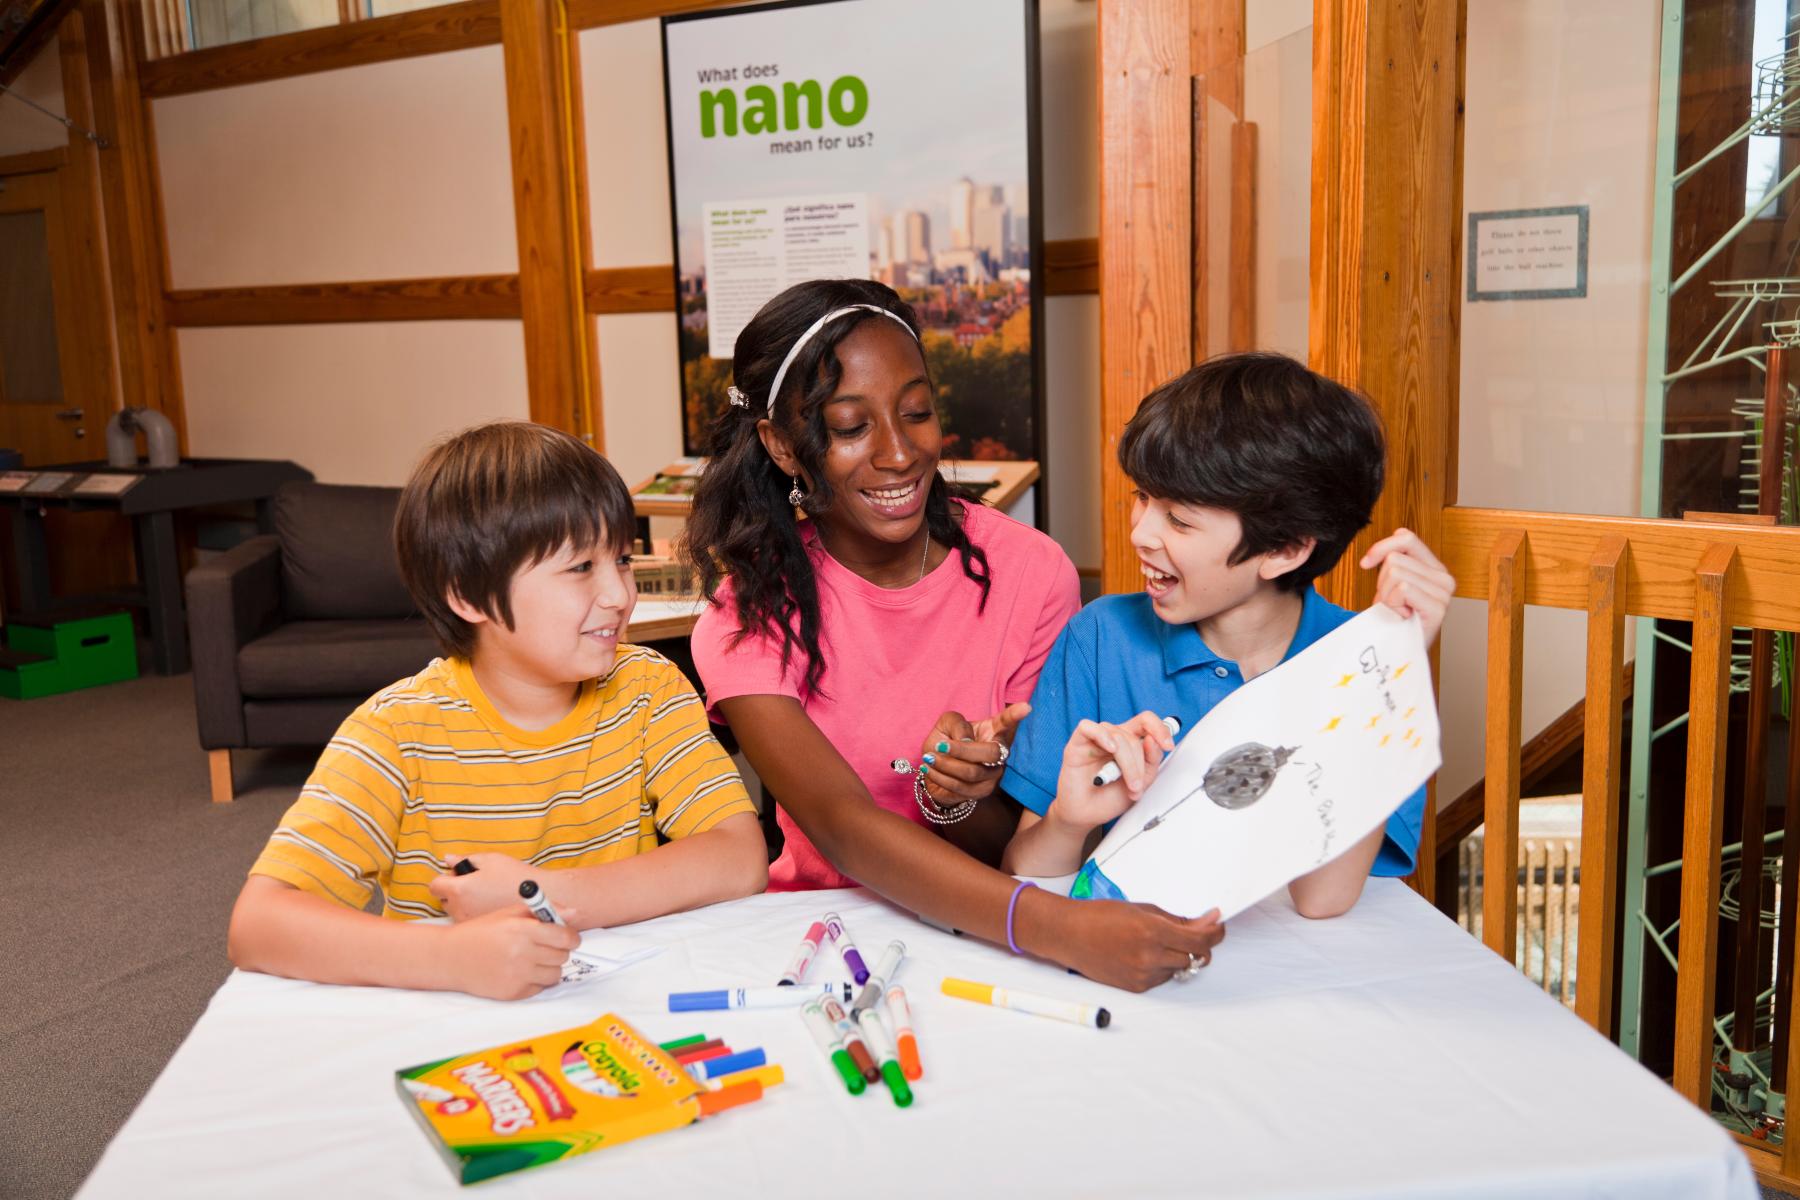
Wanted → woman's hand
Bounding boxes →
[1020,889,1225,992]
[916,702,1032,808]
[1360,527,1455,647]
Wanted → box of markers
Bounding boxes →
[397,1013,722,1185]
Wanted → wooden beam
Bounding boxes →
[1441,506,1800,631]
[583,265,675,315]
[1098,0,1192,596]
[167,274,523,325]
[1482,528,1525,964]
[1575,535,1628,1038]
[137,0,502,98]
[56,8,124,419]
[0,147,69,176]
[500,0,597,443]
[1190,0,1243,360]
[1308,0,1459,614]
[1671,542,1737,1108]
[83,0,184,446]
[1044,236,1099,297]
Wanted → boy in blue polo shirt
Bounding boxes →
[1000,353,1453,919]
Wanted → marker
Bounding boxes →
[659,1033,709,1052]
[711,1063,784,1092]
[823,911,870,984]
[941,977,1111,1029]
[851,939,906,1014]
[822,995,881,1082]
[855,1006,914,1108]
[669,983,854,1012]
[778,919,829,986]
[685,1047,767,1082]
[671,1040,728,1063]
[685,1079,763,1119]
[1092,715,1182,787]
[518,879,564,925]
[452,858,477,876]
[800,999,867,1096]
[885,985,923,1081]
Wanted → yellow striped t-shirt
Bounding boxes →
[250,646,755,918]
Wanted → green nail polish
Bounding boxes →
[936,742,950,754]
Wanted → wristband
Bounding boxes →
[1006,880,1038,955]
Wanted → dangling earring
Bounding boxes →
[788,476,805,507]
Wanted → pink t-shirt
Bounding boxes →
[691,500,1080,891]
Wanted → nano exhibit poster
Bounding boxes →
[662,0,1044,464]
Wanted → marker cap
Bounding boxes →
[879,1060,914,1108]
[829,1049,866,1095]
[940,978,995,1005]
[694,1080,763,1117]
[694,1047,767,1079]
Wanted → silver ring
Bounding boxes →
[1175,951,1209,981]
[981,741,1011,769]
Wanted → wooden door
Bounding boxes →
[0,162,134,607]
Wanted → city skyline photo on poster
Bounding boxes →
[662,0,1042,464]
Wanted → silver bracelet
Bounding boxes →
[915,771,978,825]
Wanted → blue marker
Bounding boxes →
[685,1047,768,1081]
[670,983,854,1012]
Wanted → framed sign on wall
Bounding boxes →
[661,0,1045,488]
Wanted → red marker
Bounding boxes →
[778,919,829,986]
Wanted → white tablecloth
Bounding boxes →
[78,880,1757,1198]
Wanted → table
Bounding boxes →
[0,458,312,674]
[626,596,703,643]
[78,881,1755,1198]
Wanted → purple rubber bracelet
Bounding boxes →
[1006,880,1038,955]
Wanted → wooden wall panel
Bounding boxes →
[1098,0,1193,595]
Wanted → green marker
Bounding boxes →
[658,1033,708,1052]
[801,999,867,1096]
[855,1006,914,1109]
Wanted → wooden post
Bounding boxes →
[1098,0,1194,595]
[500,0,600,444]
[1575,536,1628,1037]
[1482,529,1525,964]
[1672,542,1738,1108]
[81,0,187,447]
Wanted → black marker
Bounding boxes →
[452,859,477,876]
[519,879,565,925]
[1092,715,1182,787]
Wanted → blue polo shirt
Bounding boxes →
[1001,587,1425,877]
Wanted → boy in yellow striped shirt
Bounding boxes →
[228,422,766,999]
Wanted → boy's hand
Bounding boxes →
[1360,527,1455,647]
[1050,712,1176,832]
[916,703,1032,807]
[444,906,581,1001]
[430,854,543,922]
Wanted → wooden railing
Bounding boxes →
[1440,505,1800,1183]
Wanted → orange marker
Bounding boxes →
[885,985,923,1081]
[692,1079,763,1117]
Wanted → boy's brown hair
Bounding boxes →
[395,421,635,658]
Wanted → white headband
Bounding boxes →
[733,304,920,420]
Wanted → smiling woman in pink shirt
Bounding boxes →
[683,279,1223,992]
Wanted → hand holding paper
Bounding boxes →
[1071,606,1441,920]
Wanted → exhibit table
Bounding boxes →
[78,880,1756,1198]
[0,459,313,674]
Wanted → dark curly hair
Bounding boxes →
[1118,352,1386,593]
[681,278,991,697]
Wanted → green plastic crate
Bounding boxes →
[0,610,138,700]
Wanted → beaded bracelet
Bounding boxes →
[1006,880,1038,955]
[914,770,978,825]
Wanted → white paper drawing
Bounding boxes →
[1071,606,1442,919]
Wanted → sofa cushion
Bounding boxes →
[274,482,414,620]
[237,619,440,699]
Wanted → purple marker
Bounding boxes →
[823,911,870,985]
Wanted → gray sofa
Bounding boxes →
[185,482,438,802]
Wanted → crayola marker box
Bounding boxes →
[396,1012,706,1185]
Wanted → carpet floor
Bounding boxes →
[0,673,308,1199]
